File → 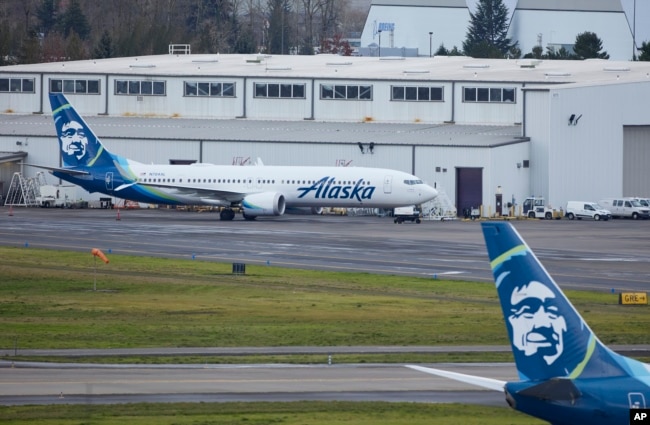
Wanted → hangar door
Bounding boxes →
[456,167,482,217]
[623,126,650,197]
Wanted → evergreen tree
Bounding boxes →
[93,30,114,59]
[637,41,650,61]
[573,31,609,59]
[267,0,292,55]
[58,0,90,40]
[435,43,449,56]
[20,29,42,64]
[36,0,59,36]
[463,0,515,58]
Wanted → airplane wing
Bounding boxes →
[21,163,90,176]
[405,365,506,391]
[128,181,248,204]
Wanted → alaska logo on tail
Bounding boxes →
[50,93,116,169]
[408,222,649,425]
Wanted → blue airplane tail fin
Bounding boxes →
[481,222,629,382]
[49,93,115,169]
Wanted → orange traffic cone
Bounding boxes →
[116,208,121,221]
[8,205,13,216]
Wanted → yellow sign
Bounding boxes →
[619,292,648,305]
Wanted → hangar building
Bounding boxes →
[360,0,635,60]
[0,52,649,217]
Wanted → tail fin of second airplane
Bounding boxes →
[49,93,115,169]
[481,222,629,382]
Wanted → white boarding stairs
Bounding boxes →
[423,187,457,220]
[4,172,40,206]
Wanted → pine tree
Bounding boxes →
[59,0,90,40]
[93,30,114,59]
[639,41,650,61]
[463,0,515,58]
[573,31,609,59]
[267,0,292,55]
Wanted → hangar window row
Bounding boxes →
[0,78,35,93]
[321,84,372,100]
[115,80,166,96]
[50,79,100,94]
[391,85,444,102]
[61,78,515,105]
[254,83,305,99]
[463,87,516,103]
[185,81,235,97]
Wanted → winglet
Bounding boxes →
[481,222,627,381]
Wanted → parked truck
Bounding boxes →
[36,185,78,208]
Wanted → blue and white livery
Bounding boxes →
[42,94,437,220]
[408,222,650,425]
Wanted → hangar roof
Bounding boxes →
[513,0,623,12]
[370,0,467,7]
[0,113,524,148]
[2,54,649,85]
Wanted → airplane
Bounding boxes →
[37,93,437,220]
[408,222,650,425]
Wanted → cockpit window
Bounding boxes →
[403,179,423,185]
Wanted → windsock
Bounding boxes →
[91,248,109,264]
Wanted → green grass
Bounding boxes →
[1,246,648,354]
[0,246,647,424]
[0,402,546,425]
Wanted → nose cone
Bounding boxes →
[422,183,438,202]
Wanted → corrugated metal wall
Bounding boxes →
[623,126,650,197]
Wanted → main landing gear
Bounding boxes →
[219,208,235,221]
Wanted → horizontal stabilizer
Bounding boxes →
[406,365,506,391]
[21,163,90,176]
[517,378,582,401]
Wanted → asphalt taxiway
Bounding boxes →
[1,206,650,291]
[0,361,515,406]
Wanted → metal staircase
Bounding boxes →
[4,172,41,207]
[423,187,457,220]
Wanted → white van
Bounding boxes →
[598,198,650,219]
[565,201,611,221]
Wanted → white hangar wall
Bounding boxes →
[414,141,530,216]
[508,0,633,61]
[525,80,650,210]
[0,72,42,113]
[360,0,470,56]
[623,126,650,198]
[201,142,413,171]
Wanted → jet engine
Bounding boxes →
[286,206,323,215]
[241,192,286,217]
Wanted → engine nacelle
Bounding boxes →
[285,206,323,215]
[241,192,286,216]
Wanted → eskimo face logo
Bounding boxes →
[60,120,89,163]
[508,281,567,365]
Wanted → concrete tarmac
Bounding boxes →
[1,207,649,291]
